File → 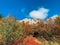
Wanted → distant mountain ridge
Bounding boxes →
[19,16,57,25]
[19,18,41,24]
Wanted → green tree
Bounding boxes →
[0,14,3,19]
[55,16,60,25]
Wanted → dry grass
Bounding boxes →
[37,37,60,45]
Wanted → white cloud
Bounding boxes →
[51,15,58,19]
[29,7,49,20]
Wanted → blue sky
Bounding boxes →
[0,0,60,20]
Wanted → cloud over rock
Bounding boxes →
[29,7,49,20]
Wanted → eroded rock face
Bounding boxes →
[12,35,41,45]
[24,35,41,45]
